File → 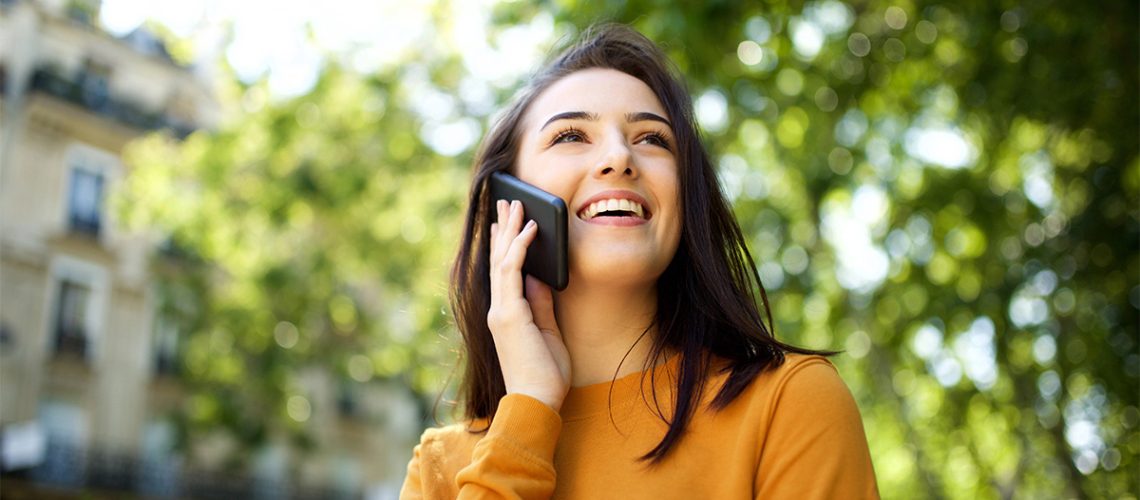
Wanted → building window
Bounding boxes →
[336,381,358,418]
[152,316,179,377]
[54,280,90,358]
[33,401,89,487]
[138,419,180,497]
[67,168,103,236]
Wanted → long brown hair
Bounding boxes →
[449,23,835,462]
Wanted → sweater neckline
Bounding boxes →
[559,353,682,421]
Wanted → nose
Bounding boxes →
[592,134,638,179]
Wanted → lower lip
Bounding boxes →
[580,215,649,226]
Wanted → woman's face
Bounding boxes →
[514,68,682,289]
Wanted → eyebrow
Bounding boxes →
[626,111,672,128]
[539,111,673,131]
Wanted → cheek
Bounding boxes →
[518,161,579,202]
[659,175,683,247]
[655,164,681,211]
[662,209,683,252]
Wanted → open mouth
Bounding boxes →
[577,198,651,221]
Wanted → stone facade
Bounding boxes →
[0,2,419,497]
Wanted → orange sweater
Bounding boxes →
[400,354,879,499]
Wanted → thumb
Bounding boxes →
[524,275,560,335]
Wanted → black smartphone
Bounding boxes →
[488,172,569,291]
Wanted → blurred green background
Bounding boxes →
[112,0,1137,498]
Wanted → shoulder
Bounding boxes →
[738,353,872,462]
[759,352,840,385]
[401,422,486,499]
[711,352,846,398]
[403,396,562,498]
[707,353,860,425]
[761,353,849,403]
[413,421,488,477]
[743,354,879,497]
[706,354,878,497]
[416,420,487,459]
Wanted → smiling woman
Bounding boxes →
[400,24,879,499]
[516,68,682,292]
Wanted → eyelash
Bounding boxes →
[640,132,671,149]
[549,128,673,151]
[551,127,587,145]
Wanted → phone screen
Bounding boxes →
[488,172,569,290]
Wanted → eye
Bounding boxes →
[551,127,587,145]
[638,132,673,151]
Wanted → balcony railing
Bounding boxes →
[54,329,88,358]
[3,441,359,499]
[28,67,195,138]
[154,353,180,377]
[67,213,101,238]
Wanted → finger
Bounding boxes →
[500,220,538,297]
[492,200,508,260]
[503,219,538,269]
[493,200,524,270]
[525,275,559,336]
[489,221,499,269]
[506,199,525,236]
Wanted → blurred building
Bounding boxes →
[0,1,420,498]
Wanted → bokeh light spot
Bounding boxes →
[884,7,908,30]
[274,321,299,349]
[848,32,871,57]
[915,20,938,44]
[737,40,764,66]
[287,395,312,422]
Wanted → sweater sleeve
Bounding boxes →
[400,393,562,500]
[753,359,880,499]
[454,394,562,499]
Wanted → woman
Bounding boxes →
[401,24,879,499]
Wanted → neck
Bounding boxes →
[554,279,660,387]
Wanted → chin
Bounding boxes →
[569,249,670,289]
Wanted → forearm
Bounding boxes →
[454,394,563,499]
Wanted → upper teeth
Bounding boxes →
[580,198,645,219]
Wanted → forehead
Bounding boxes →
[521,68,669,130]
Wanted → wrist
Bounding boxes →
[506,389,564,413]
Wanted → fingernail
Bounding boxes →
[525,220,536,229]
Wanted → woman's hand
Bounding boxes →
[487,199,573,412]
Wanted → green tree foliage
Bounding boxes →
[118,0,1137,497]
[119,65,469,450]
[536,1,1137,498]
